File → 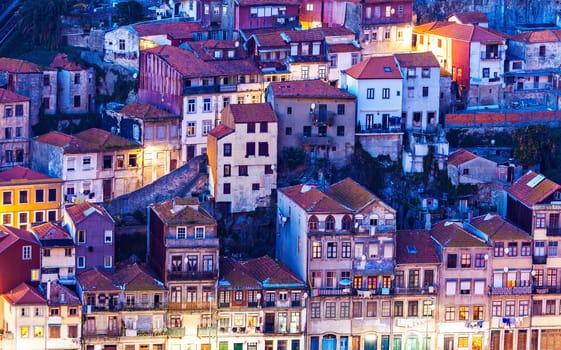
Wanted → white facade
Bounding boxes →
[104,26,141,71]
[399,65,440,131]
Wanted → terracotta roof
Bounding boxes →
[269,80,356,99]
[114,260,165,291]
[509,29,561,43]
[507,171,561,206]
[0,57,40,73]
[119,102,178,120]
[430,220,489,248]
[32,222,72,241]
[448,11,489,24]
[228,103,277,123]
[49,53,84,71]
[74,128,140,149]
[0,166,56,183]
[0,225,39,254]
[447,148,478,166]
[396,229,440,264]
[324,177,382,212]
[236,0,301,5]
[252,31,288,47]
[132,21,204,39]
[208,124,234,139]
[279,184,351,213]
[3,283,45,305]
[284,29,324,42]
[0,88,30,103]
[320,27,355,37]
[34,129,140,153]
[394,51,440,68]
[219,258,261,289]
[43,281,80,305]
[328,43,361,53]
[186,40,247,61]
[77,268,120,292]
[150,197,216,225]
[469,214,530,241]
[241,256,305,288]
[414,21,504,42]
[65,202,113,224]
[344,56,402,79]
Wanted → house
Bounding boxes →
[393,229,439,350]
[48,54,95,115]
[323,27,362,86]
[103,19,204,72]
[0,88,31,170]
[31,221,76,285]
[207,103,277,213]
[148,197,219,347]
[430,220,492,350]
[341,55,404,160]
[266,79,356,167]
[61,202,115,273]
[0,166,62,230]
[230,0,301,31]
[244,29,292,84]
[0,225,41,293]
[413,21,506,107]
[0,57,43,126]
[282,29,329,81]
[299,0,358,29]
[447,148,498,186]
[102,102,181,185]
[217,256,307,350]
[447,11,490,27]
[31,128,143,203]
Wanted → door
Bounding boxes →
[365,336,378,350]
[102,179,112,201]
[187,145,195,161]
[170,158,177,171]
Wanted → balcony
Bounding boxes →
[480,51,503,60]
[168,301,213,311]
[533,255,547,264]
[197,326,217,337]
[489,285,532,295]
[219,84,237,92]
[547,227,561,236]
[311,111,335,126]
[167,327,185,338]
[165,237,219,248]
[223,326,262,335]
[183,85,219,95]
[393,286,437,295]
[83,329,120,337]
[167,270,218,281]
[355,224,396,234]
[122,302,167,311]
[314,287,353,296]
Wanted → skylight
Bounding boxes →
[406,245,417,254]
[527,174,545,188]
[384,67,392,72]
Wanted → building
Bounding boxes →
[230,0,301,31]
[207,103,277,213]
[0,225,41,293]
[102,102,181,185]
[61,202,115,273]
[0,57,42,126]
[31,221,76,285]
[447,149,498,186]
[0,166,62,230]
[341,55,404,160]
[299,0,357,29]
[0,88,31,170]
[266,79,356,167]
[49,53,95,114]
[31,128,143,203]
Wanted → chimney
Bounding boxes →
[425,213,431,230]
[46,280,51,301]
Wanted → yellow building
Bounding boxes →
[0,166,62,230]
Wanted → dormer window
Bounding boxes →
[214,50,223,59]
[554,191,561,200]
[195,226,205,239]
[177,227,186,239]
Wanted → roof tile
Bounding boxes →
[269,80,356,99]
[344,56,402,79]
[507,171,561,206]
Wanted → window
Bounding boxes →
[382,88,390,99]
[101,155,112,169]
[352,53,360,65]
[325,302,336,318]
[77,230,86,243]
[494,242,504,257]
[34,326,43,337]
[247,122,256,133]
[475,253,486,267]
[35,211,44,223]
[303,126,311,137]
[260,122,268,133]
[521,242,531,256]
[394,301,403,317]
[203,255,213,271]
[287,106,292,115]
[482,68,490,78]
[327,242,337,258]
[407,301,418,316]
[492,301,502,316]
[223,164,231,177]
[319,65,326,80]
[187,99,196,113]
[549,241,558,257]
[258,142,269,156]
[311,302,320,318]
[367,88,375,99]
[340,302,350,318]
[461,253,471,268]
[309,216,319,231]
[104,256,112,268]
[546,300,556,315]
[459,306,469,320]
[2,213,12,225]
[460,280,471,294]
[82,156,92,170]
[203,98,211,112]
[19,190,28,204]
[3,191,11,205]
[536,214,546,228]
[246,142,255,156]
[285,127,292,135]
[74,95,81,108]
[23,246,32,260]
[301,66,309,80]
[507,242,518,256]
[4,127,11,139]
[223,183,231,194]
[312,241,321,258]
[366,301,377,317]
[187,121,196,137]
[408,270,419,288]
[519,300,529,316]
[74,73,81,85]
[238,165,248,176]
[422,86,429,97]
[353,301,362,318]
[447,254,457,268]
[195,227,205,239]
[336,125,345,137]
[539,45,546,57]
[223,143,232,157]
[15,127,22,138]
[535,241,545,256]
[504,300,516,316]
[77,256,85,268]
[421,68,430,78]
[445,280,457,295]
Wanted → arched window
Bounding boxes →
[308,215,319,231]
[325,215,335,230]
[342,215,352,231]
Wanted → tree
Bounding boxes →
[512,124,557,171]
[16,0,69,50]
[115,1,144,25]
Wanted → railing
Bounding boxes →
[222,326,262,334]
[167,327,185,338]
[197,326,217,337]
[480,51,503,60]
[165,237,219,248]
[393,286,437,295]
[355,224,396,234]
[167,270,218,281]
[168,301,213,311]
[489,285,532,295]
[122,303,167,311]
[315,288,353,296]
[83,329,120,337]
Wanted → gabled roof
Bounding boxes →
[114,260,165,291]
[0,57,40,73]
[469,214,530,241]
[447,148,478,166]
[65,202,113,224]
[269,80,356,100]
[132,20,204,39]
[77,268,120,292]
[150,197,216,226]
[509,29,561,43]
[0,166,57,183]
[0,225,39,254]
[396,229,440,264]
[32,222,72,244]
[344,56,402,79]
[324,177,385,212]
[283,29,324,42]
[241,256,305,288]
[34,129,140,153]
[394,51,440,68]
[74,128,140,149]
[50,53,84,71]
[252,30,289,48]
[3,283,45,305]
[228,103,277,123]
[219,257,261,289]
[42,281,80,305]
[447,11,489,25]
[207,124,234,139]
[328,43,361,53]
[431,220,488,248]
[119,102,178,120]
[507,171,561,206]
[186,40,246,61]
[0,88,30,103]
[279,184,351,213]
[413,21,505,42]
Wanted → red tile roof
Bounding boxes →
[396,229,440,264]
[241,256,305,287]
[150,197,216,225]
[284,29,324,42]
[509,29,561,43]
[279,184,351,213]
[114,260,165,291]
[253,31,289,47]
[219,258,261,289]
[269,80,356,99]
[0,57,40,73]
[448,11,489,25]
[35,129,140,153]
[325,177,385,212]
[32,222,71,241]
[207,124,234,139]
[0,225,39,254]
[0,88,30,103]
[186,40,247,61]
[119,102,178,120]
[430,220,488,248]
[0,166,56,183]
[394,51,440,68]
[3,283,45,305]
[132,21,204,39]
[74,128,140,149]
[344,56,402,79]
[77,268,120,292]
[507,171,561,206]
[65,202,113,224]
[50,53,84,71]
[447,148,478,166]
[46,281,81,305]
[228,103,278,123]
[469,214,530,241]
[414,21,505,42]
[328,43,361,53]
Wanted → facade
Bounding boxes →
[0,57,42,126]
[231,0,301,31]
[61,202,115,273]
[299,0,356,29]
[0,225,41,293]
[266,79,356,167]
[31,221,76,285]
[447,149,498,186]
[0,166,62,230]
[207,103,277,213]
[148,197,219,349]
[31,128,143,203]
[49,53,95,114]
[41,281,82,350]
[341,55,404,160]
[0,88,31,170]
[102,102,181,185]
